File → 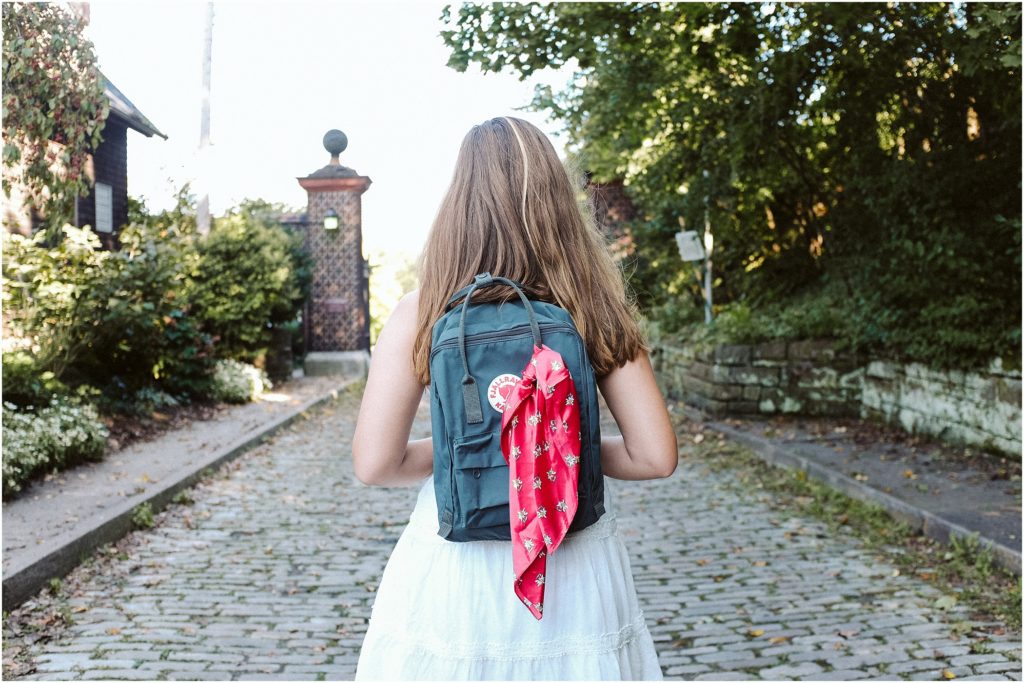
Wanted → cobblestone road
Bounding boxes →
[6,385,1021,681]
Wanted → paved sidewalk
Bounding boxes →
[702,414,1022,575]
[3,374,353,611]
[3,386,1021,680]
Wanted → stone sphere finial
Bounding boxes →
[324,129,348,158]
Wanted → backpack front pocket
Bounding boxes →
[452,430,509,530]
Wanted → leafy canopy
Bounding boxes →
[441,2,1022,370]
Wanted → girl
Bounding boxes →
[352,116,678,680]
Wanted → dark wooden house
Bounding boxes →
[78,73,167,250]
[3,71,167,250]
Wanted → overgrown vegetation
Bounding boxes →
[1,190,310,496]
[685,422,1022,632]
[2,3,110,240]
[442,3,1022,371]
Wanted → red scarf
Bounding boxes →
[500,344,581,620]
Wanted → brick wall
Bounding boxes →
[304,189,369,351]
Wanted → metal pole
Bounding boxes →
[197,2,214,235]
[703,205,713,325]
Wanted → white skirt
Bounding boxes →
[355,475,663,681]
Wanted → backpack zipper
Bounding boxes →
[429,321,579,360]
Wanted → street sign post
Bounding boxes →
[674,222,714,324]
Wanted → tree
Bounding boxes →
[2,3,109,238]
[441,2,1022,369]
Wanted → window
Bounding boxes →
[95,182,113,233]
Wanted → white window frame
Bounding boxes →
[95,182,113,233]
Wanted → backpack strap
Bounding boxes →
[451,272,542,424]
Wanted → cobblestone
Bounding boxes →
[3,387,1021,680]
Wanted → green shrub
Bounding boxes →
[2,396,108,496]
[2,225,111,381]
[2,193,309,416]
[74,217,214,400]
[1,350,70,409]
[187,204,311,363]
[1,220,215,403]
[208,359,272,404]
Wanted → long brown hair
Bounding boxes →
[412,116,647,385]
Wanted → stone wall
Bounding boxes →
[654,340,863,418]
[654,340,1021,456]
[862,360,1021,456]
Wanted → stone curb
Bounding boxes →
[684,407,1022,577]
[2,376,364,613]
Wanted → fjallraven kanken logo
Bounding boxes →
[486,373,520,412]
[428,272,606,542]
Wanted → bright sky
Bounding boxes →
[84,1,574,260]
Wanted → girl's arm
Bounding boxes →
[352,289,433,486]
[596,350,678,480]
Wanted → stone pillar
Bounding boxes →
[298,129,372,378]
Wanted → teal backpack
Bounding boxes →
[429,272,606,542]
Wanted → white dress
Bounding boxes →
[355,475,663,681]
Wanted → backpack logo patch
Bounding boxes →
[487,373,521,413]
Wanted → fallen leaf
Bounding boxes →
[942,670,956,680]
[747,628,765,637]
[695,558,710,566]
[752,560,768,567]
[903,469,917,479]
[769,636,790,644]
[105,627,120,635]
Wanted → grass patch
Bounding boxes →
[171,489,194,506]
[683,423,1022,632]
[130,502,155,530]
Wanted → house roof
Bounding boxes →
[100,71,168,140]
